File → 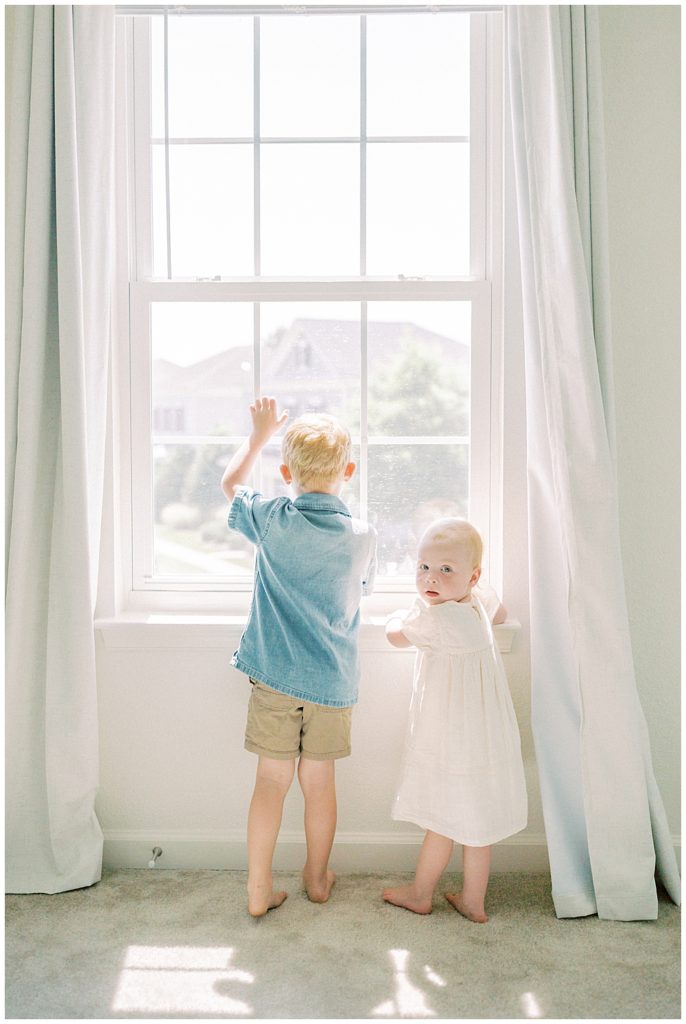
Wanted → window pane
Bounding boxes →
[368,444,468,577]
[154,442,253,576]
[152,303,254,437]
[368,302,470,437]
[260,16,359,137]
[260,144,359,275]
[152,16,254,139]
[367,14,470,137]
[260,303,361,434]
[366,143,470,276]
[153,145,254,278]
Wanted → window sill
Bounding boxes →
[95,615,521,654]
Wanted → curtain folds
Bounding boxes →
[5,5,115,894]
[559,7,616,460]
[507,6,680,920]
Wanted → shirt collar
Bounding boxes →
[293,492,351,516]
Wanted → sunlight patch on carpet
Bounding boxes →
[112,945,254,1015]
[520,991,544,1018]
[423,965,447,987]
[371,948,436,1017]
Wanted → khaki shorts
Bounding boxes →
[245,679,352,761]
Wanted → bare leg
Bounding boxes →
[298,757,337,903]
[446,844,491,923]
[246,756,295,916]
[383,830,454,914]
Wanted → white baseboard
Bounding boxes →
[103,829,553,873]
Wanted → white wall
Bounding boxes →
[95,7,680,870]
[598,4,681,833]
[96,619,543,871]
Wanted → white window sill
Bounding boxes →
[95,615,521,654]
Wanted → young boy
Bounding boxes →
[221,396,377,917]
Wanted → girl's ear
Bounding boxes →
[471,566,482,587]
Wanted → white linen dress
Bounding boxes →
[392,587,527,847]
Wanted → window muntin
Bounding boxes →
[122,8,499,597]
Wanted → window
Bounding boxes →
[115,5,503,606]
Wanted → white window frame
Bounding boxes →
[111,6,504,615]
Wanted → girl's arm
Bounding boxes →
[385,613,413,649]
[473,582,507,625]
[492,602,507,625]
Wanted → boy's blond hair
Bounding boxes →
[282,413,352,490]
[421,517,483,570]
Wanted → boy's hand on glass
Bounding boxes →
[249,396,288,448]
[221,397,288,500]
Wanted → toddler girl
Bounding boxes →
[383,517,527,923]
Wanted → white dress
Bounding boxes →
[392,587,527,847]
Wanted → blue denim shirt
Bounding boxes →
[228,486,377,707]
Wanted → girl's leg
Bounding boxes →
[383,830,454,914]
[298,757,337,902]
[446,844,491,923]
[246,756,295,916]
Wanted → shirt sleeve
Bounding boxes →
[397,599,441,650]
[227,486,285,546]
[473,581,504,622]
[362,527,378,596]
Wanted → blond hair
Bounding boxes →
[420,517,483,570]
[281,413,352,490]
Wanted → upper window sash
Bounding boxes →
[127,9,489,282]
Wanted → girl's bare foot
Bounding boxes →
[247,883,288,917]
[383,885,433,915]
[445,891,488,923]
[304,869,336,903]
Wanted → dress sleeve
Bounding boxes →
[398,599,441,650]
[228,485,284,546]
[473,581,504,622]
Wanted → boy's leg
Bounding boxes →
[298,757,337,903]
[446,844,491,923]
[247,755,295,916]
[383,830,454,914]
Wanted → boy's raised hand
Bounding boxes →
[249,396,289,445]
[221,397,288,500]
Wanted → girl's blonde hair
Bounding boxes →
[421,517,483,569]
[281,413,352,489]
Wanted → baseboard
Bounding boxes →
[103,829,553,873]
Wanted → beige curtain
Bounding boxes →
[6,5,115,893]
[507,5,679,920]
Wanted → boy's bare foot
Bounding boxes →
[445,891,488,923]
[303,869,336,903]
[247,884,288,917]
[383,885,433,915]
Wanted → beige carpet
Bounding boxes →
[5,869,680,1019]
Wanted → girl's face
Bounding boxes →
[415,538,481,605]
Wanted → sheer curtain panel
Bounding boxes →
[6,6,115,893]
[507,5,679,920]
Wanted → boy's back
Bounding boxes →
[230,486,376,707]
